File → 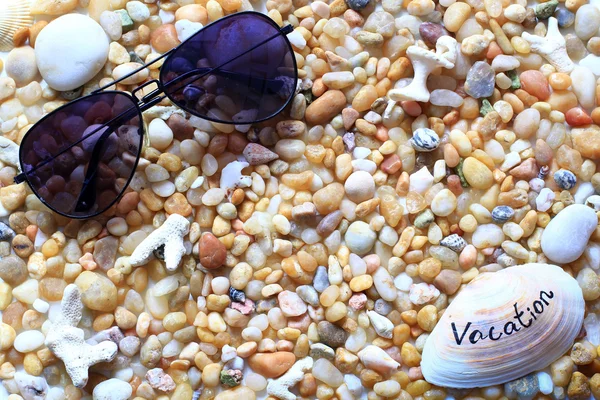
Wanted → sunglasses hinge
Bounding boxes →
[14,173,26,184]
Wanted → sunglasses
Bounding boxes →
[14,11,298,219]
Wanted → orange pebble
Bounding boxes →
[486,41,503,59]
[375,125,389,142]
[565,107,593,126]
[548,73,572,90]
[592,107,600,125]
[26,225,38,242]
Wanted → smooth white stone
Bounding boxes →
[541,204,597,263]
[35,14,109,91]
[537,372,554,395]
[14,330,45,353]
[571,66,596,109]
[175,19,203,42]
[93,378,133,400]
[574,182,595,204]
[471,224,505,249]
[579,54,600,76]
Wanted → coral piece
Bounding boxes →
[14,372,48,400]
[220,160,252,194]
[267,357,314,400]
[522,17,574,73]
[387,36,457,102]
[143,105,186,121]
[45,284,118,388]
[129,214,190,272]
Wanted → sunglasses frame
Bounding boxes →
[14,11,298,219]
[16,91,145,219]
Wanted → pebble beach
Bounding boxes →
[2,0,600,398]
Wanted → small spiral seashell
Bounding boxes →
[491,205,515,224]
[440,234,467,253]
[229,287,246,303]
[410,128,440,152]
[554,169,576,190]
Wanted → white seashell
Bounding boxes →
[357,345,400,375]
[366,310,393,339]
[0,0,33,52]
[440,234,467,253]
[586,195,600,211]
[421,263,584,388]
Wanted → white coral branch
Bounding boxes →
[45,285,118,388]
[387,37,457,102]
[267,357,314,400]
[522,17,574,73]
[129,214,190,272]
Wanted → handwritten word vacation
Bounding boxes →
[451,290,555,345]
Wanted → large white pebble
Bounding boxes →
[35,14,109,91]
[471,224,505,249]
[571,66,596,109]
[93,378,133,400]
[14,330,45,353]
[541,204,597,263]
[148,118,173,151]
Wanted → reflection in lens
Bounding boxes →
[19,92,143,218]
[161,13,297,124]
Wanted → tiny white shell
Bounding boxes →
[367,310,393,339]
[0,0,33,52]
[421,263,584,388]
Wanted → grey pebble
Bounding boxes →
[297,285,320,307]
[505,374,539,399]
[374,299,392,315]
[464,61,495,99]
[346,0,370,10]
[313,266,330,293]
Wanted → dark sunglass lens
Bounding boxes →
[161,13,297,124]
[19,92,143,218]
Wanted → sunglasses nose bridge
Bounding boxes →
[132,79,164,105]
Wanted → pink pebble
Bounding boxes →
[348,293,367,311]
[363,254,380,274]
[78,252,97,271]
[408,366,424,381]
[230,299,255,315]
[287,313,311,332]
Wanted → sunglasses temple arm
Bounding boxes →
[95,23,292,95]
[93,48,176,94]
[161,24,294,94]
